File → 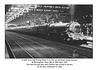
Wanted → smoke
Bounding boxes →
[70,5,75,21]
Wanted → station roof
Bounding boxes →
[5,4,93,25]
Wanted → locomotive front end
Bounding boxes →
[66,22,86,41]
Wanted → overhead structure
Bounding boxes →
[5,4,37,24]
[5,4,72,25]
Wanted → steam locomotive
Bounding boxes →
[7,21,87,44]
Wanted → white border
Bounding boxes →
[0,0,100,70]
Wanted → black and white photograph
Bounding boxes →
[5,4,93,58]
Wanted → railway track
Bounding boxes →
[5,31,93,58]
[6,35,34,58]
[6,33,71,58]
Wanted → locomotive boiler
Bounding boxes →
[47,21,86,42]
